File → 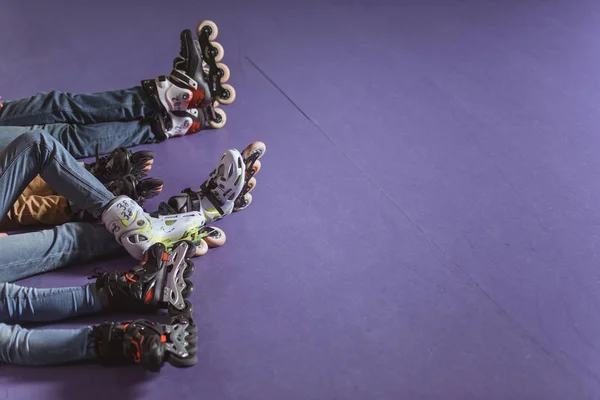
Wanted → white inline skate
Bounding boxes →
[102,196,225,259]
[153,141,266,222]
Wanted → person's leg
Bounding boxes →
[0,121,156,159]
[0,242,199,368]
[0,222,123,282]
[0,129,224,262]
[0,323,96,365]
[0,282,103,322]
[0,87,154,126]
[0,129,115,219]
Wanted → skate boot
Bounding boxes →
[158,142,266,220]
[86,147,154,183]
[102,196,226,259]
[91,316,198,371]
[91,241,196,317]
[142,25,235,139]
[105,174,164,206]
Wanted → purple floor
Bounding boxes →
[2,0,600,398]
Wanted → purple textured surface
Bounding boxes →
[2,0,600,398]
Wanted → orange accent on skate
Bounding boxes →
[144,288,155,304]
[132,340,141,364]
[190,89,206,108]
[162,252,168,261]
[122,323,130,332]
[187,120,203,135]
[160,335,167,343]
[125,273,136,282]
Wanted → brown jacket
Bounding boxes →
[0,175,72,230]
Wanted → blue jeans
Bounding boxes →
[0,129,123,365]
[0,87,158,157]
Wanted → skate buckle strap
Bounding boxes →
[170,69,197,90]
[181,188,202,212]
[197,181,226,216]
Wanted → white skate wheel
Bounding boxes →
[197,20,218,41]
[215,62,230,83]
[208,42,224,62]
[209,108,227,129]
[242,141,267,159]
[251,159,262,174]
[247,177,257,193]
[204,227,226,247]
[194,239,209,257]
[216,84,236,105]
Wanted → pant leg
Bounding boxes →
[0,121,157,158]
[0,282,104,322]
[0,222,124,282]
[0,87,155,126]
[0,129,115,219]
[0,323,96,365]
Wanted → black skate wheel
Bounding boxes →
[168,299,193,318]
[183,262,195,278]
[168,353,198,368]
[182,279,194,298]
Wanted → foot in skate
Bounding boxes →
[91,241,196,317]
[92,315,198,371]
[86,147,154,183]
[105,174,164,206]
[142,24,234,139]
[102,196,226,259]
[159,148,245,223]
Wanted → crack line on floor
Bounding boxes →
[244,55,600,383]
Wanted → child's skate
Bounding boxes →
[102,196,226,259]
[159,141,266,218]
[92,240,197,318]
[91,315,198,371]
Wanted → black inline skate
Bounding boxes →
[86,147,154,183]
[91,241,197,318]
[91,315,198,371]
[160,141,266,218]
[142,21,236,139]
[105,174,164,207]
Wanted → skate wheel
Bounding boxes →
[182,278,194,297]
[194,239,209,256]
[252,160,262,174]
[209,108,227,129]
[234,193,253,212]
[215,62,230,83]
[206,41,224,63]
[247,177,257,193]
[216,83,236,105]
[183,261,195,278]
[242,141,267,160]
[197,20,218,41]
[168,299,193,318]
[203,226,227,247]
